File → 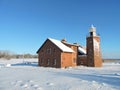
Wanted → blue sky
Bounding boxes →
[0,0,120,59]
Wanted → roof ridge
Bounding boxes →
[48,38,74,53]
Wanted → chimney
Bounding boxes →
[61,38,67,43]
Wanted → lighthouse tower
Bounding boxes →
[87,25,102,67]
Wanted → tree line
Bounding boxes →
[0,50,38,60]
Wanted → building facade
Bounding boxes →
[37,38,77,68]
[37,25,102,68]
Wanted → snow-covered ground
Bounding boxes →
[0,59,120,90]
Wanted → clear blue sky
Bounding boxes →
[0,0,120,59]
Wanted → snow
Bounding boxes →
[0,59,120,90]
[78,47,86,54]
[48,38,74,52]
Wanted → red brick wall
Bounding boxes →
[77,55,87,65]
[61,43,78,68]
[38,40,61,68]
[61,52,76,68]
[38,39,78,68]
[87,36,102,67]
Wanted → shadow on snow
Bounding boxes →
[54,71,120,87]
[12,62,38,67]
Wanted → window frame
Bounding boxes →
[53,59,57,65]
[47,59,50,65]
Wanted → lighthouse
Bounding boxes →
[87,25,102,67]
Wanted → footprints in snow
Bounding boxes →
[11,80,54,90]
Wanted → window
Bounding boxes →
[53,59,56,65]
[46,48,51,54]
[53,48,56,52]
[90,32,93,36]
[47,59,50,65]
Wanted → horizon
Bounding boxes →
[0,0,120,59]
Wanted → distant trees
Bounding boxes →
[0,50,12,60]
[15,54,38,59]
[0,50,38,60]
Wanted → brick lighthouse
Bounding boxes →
[87,25,102,67]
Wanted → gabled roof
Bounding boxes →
[48,38,74,52]
[37,38,74,53]
[78,47,86,55]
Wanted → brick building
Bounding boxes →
[87,25,102,67]
[37,25,102,68]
